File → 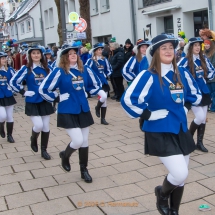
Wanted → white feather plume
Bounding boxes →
[183,42,190,55]
[146,45,153,66]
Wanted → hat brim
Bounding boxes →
[28,48,43,55]
[0,54,8,58]
[92,46,104,52]
[137,42,151,48]
[5,49,12,52]
[150,38,179,56]
[61,47,79,56]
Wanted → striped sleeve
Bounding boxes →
[10,66,28,92]
[104,58,112,76]
[179,67,202,106]
[121,70,153,118]
[122,56,137,82]
[85,58,93,67]
[204,56,215,80]
[39,67,61,102]
[177,57,188,68]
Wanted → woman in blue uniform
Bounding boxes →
[39,42,100,183]
[121,34,202,215]
[10,45,54,160]
[178,37,215,152]
[0,52,16,143]
[122,39,151,85]
[44,49,55,66]
[86,43,112,125]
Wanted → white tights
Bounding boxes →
[0,106,14,123]
[159,154,190,186]
[66,127,89,149]
[97,90,107,107]
[30,116,50,133]
[192,106,207,125]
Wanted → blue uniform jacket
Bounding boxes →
[39,66,101,114]
[178,55,215,94]
[0,66,15,98]
[10,65,53,103]
[139,56,149,72]
[85,58,112,85]
[121,66,202,134]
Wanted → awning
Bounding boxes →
[16,37,43,44]
[142,5,181,15]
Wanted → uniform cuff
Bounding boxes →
[19,89,25,95]
[140,109,151,120]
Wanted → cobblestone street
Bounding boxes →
[0,94,215,215]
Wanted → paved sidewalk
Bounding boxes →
[0,94,215,215]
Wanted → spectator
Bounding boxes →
[123,38,134,64]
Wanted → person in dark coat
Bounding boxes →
[109,41,125,102]
[124,39,134,65]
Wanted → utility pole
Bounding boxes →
[60,0,67,43]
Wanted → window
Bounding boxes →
[44,10,49,28]
[49,8,54,27]
[68,0,75,12]
[90,0,98,16]
[26,19,31,32]
[11,25,14,36]
[20,22,25,34]
[100,0,110,13]
[138,0,171,8]
[164,16,173,34]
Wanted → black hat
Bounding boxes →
[136,39,151,48]
[183,37,203,55]
[60,41,81,56]
[0,52,7,58]
[92,43,104,52]
[125,38,132,45]
[4,48,12,53]
[149,34,178,56]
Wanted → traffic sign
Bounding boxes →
[75,18,87,33]
[68,12,79,24]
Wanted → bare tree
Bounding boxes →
[79,0,92,43]
[54,0,63,46]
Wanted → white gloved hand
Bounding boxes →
[59,93,70,102]
[24,91,35,97]
[148,109,169,121]
[184,107,188,115]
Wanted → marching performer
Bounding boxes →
[122,39,150,84]
[86,43,112,125]
[0,52,16,143]
[178,37,215,152]
[44,49,55,66]
[10,45,54,160]
[121,34,202,215]
[39,42,101,183]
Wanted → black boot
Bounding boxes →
[101,107,109,125]
[196,124,208,152]
[95,101,104,118]
[170,186,184,215]
[0,122,5,138]
[6,122,15,143]
[41,131,51,160]
[31,129,40,152]
[189,120,199,136]
[59,144,76,172]
[155,177,177,215]
[79,147,92,183]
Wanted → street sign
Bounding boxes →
[75,18,87,33]
[68,12,79,24]
[77,32,86,40]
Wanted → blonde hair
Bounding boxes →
[0,58,8,71]
[59,52,83,73]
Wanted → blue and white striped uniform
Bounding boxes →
[139,56,149,72]
[85,58,112,85]
[39,65,101,114]
[121,66,202,134]
[51,60,56,68]
[122,56,141,82]
[178,55,215,94]
[10,65,53,103]
[0,66,15,98]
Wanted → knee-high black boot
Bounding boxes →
[41,131,51,160]
[101,107,109,125]
[155,177,177,215]
[189,120,199,136]
[59,144,76,172]
[79,147,92,183]
[196,124,208,152]
[95,101,104,118]
[170,186,184,215]
[0,122,5,138]
[6,122,15,143]
[31,129,40,152]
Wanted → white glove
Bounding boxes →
[59,93,70,102]
[184,107,188,115]
[24,91,35,97]
[148,109,169,121]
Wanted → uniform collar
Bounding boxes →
[193,54,200,61]
[70,63,78,70]
[33,63,42,69]
[161,63,173,77]
[0,66,7,71]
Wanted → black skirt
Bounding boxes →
[57,111,94,129]
[0,96,16,106]
[145,128,195,157]
[102,84,110,92]
[25,100,54,116]
[198,93,211,106]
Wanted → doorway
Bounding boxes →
[194,10,208,37]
